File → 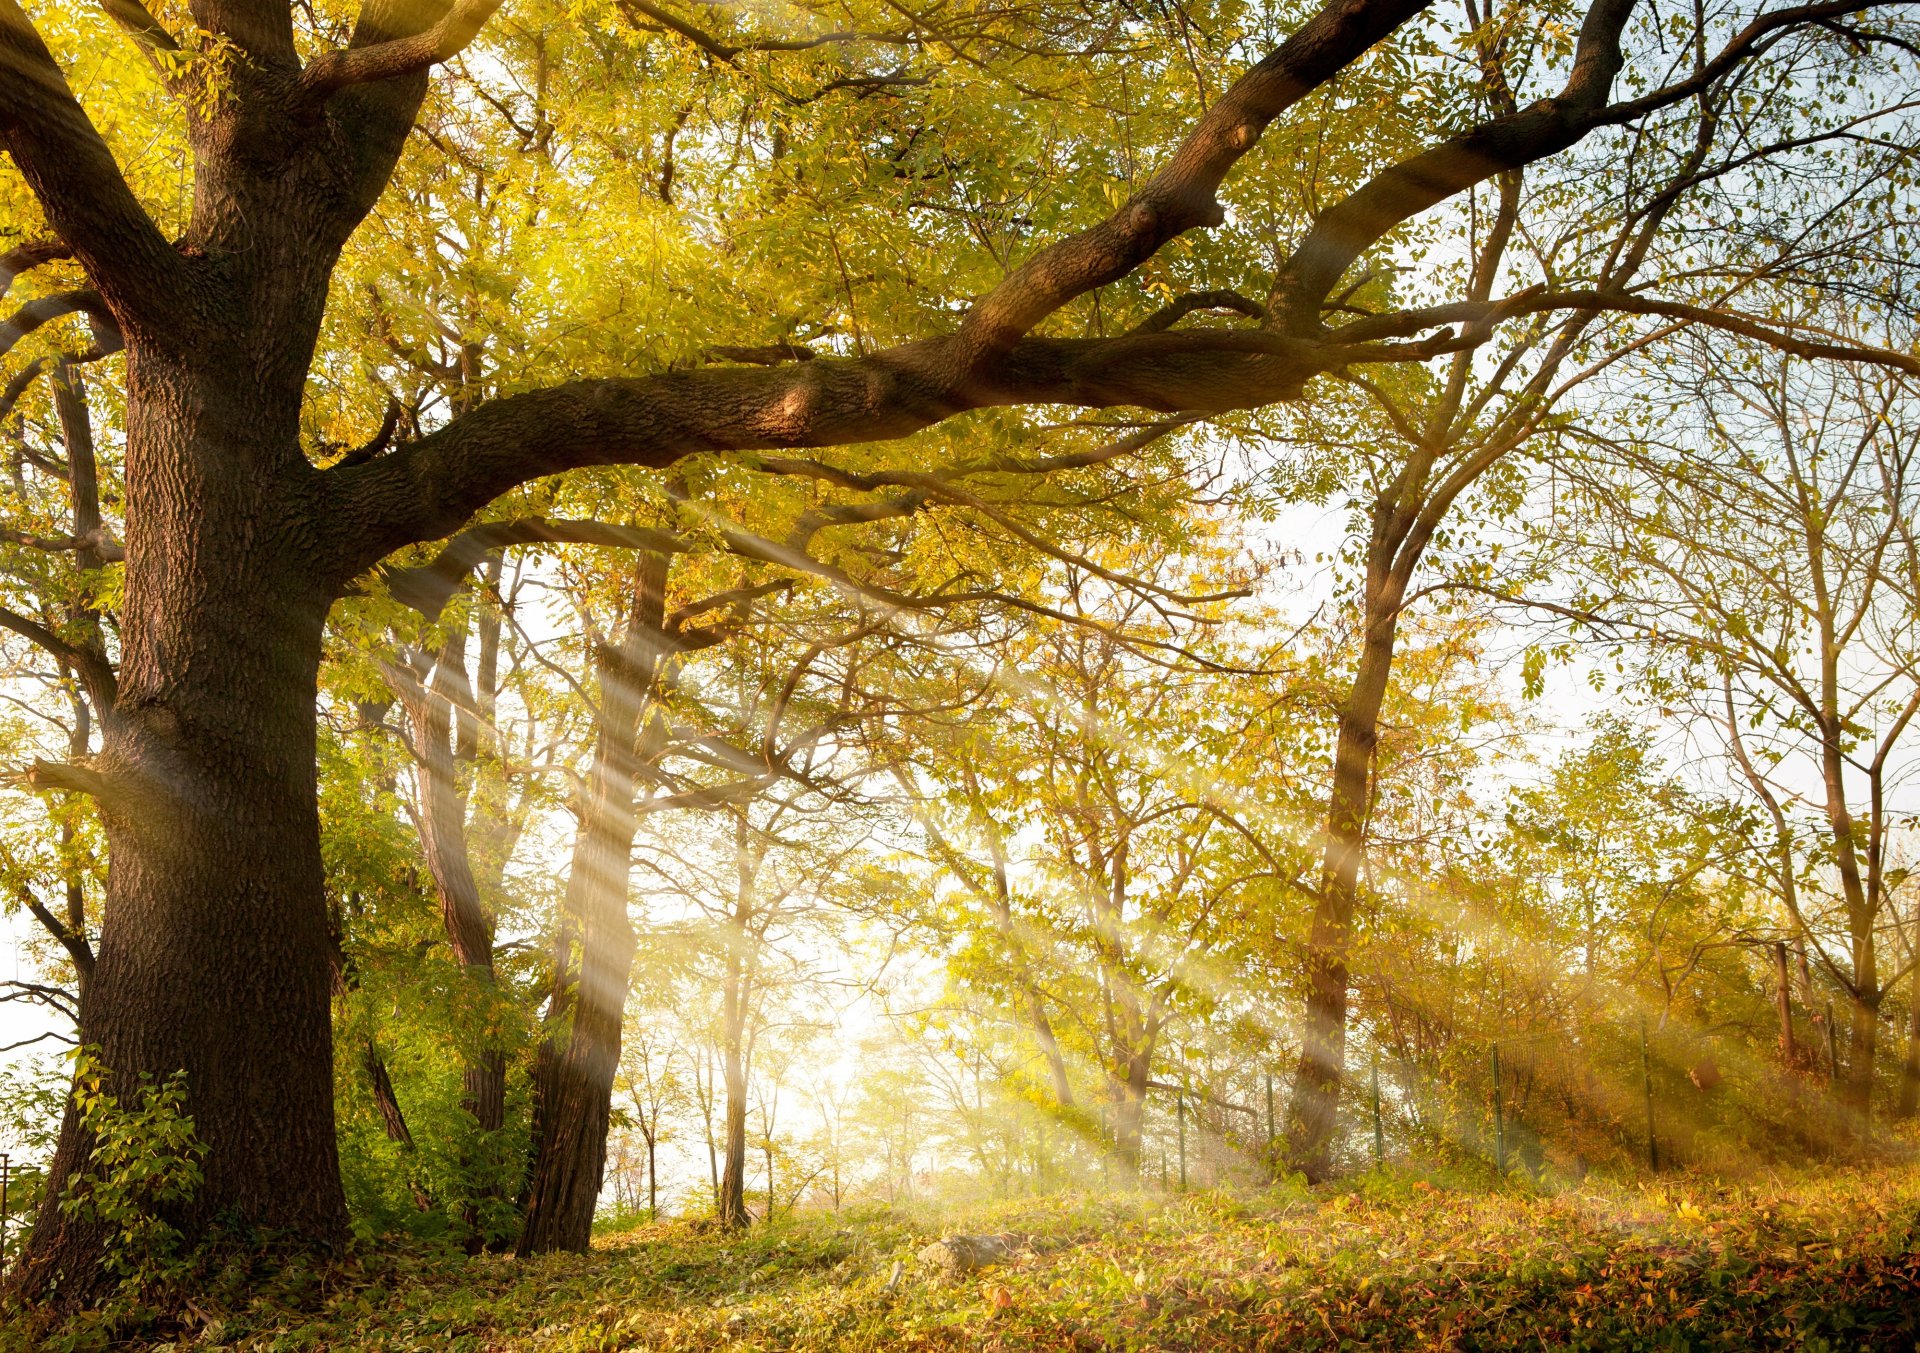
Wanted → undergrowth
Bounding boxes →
[9,1164,1919,1351]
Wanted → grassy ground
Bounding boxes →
[17,1165,1920,1351]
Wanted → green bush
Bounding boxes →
[58,1047,206,1295]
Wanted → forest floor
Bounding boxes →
[19,1163,1920,1351]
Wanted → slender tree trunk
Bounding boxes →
[360,1042,417,1152]
[1773,941,1799,1069]
[1287,568,1401,1179]
[1845,987,1879,1119]
[518,553,669,1253]
[394,646,508,1250]
[646,1128,658,1218]
[717,964,751,1228]
[1108,1049,1152,1171]
[1895,980,1920,1119]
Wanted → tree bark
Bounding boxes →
[645,1126,658,1218]
[518,552,668,1253]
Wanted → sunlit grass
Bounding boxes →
[69,1162,1919,1351]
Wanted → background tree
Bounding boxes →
[4,0,1919,1304]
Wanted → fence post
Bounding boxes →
[1176,1090,1188,1192]
[1640,1014,1659,1172]
[1265,1071,1275,1162]
[1371,1058,1384,1168]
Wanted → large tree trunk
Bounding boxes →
[518,553,668,1253]
[14,347,345,1301]
[1286,570,1400,1180]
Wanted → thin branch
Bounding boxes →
[0,289,109,363]
[335,397,403,468]
[1126,289,1267,335]
[0,238,72,305]
[0,606,117,708]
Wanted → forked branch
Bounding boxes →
[297,0,506,108]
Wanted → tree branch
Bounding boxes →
[321,319,1430,578]
[334,397,403,468]
[20,889,94,985]
[20,758,114,800]
[0,0,185,326]
[0,238,72,305]
[1127,290,1268,335]
[99,0,180,52]
[955,0,1433,362]
[1336,288,1920,376]
[1272,0,1637,326]
[1272,0,1897,328]
[0,320,121,428]
[0,606,117,709]
[297,0,505,109]
[617,0,908,62]
[0,289,111,363]
[0,526,123,559]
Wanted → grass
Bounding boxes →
[15,1165,1920,1351]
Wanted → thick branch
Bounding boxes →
[297,0,505,108]
[20,758,113,800]
[99,0,180,52]
[21,890,94,985]
[323,320,1450,578]
[1273,0,1637,326]
[954,0,1432,361]
[0,0,184,326]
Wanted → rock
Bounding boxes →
[917,1233,1018,1275]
